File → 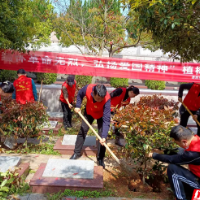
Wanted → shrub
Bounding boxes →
[113,95,178,183]
[110,77,128,88]
[138,95,179,110]
[75,75,92,89]
[0,167,28,199]
[0,70,17,82]
[145,80,165,90]
[0,98,49,147]
[36,73,57,84]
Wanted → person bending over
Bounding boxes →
[70,84,111,169]
[148,125,200,200]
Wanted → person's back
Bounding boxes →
[13,69,37,104]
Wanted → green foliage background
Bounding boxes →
[145,80,165,90]
[36,73,57,84]
[110,77,129,88]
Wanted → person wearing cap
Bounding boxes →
[60,75,76,130]
[110,85,140,146]
[12,69,38,104]
[70,84,111,169]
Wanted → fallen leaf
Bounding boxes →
[73,173,78,175]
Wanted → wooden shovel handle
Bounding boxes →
[182,102,200,127]
[77,111,121,164]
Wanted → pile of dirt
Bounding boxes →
[103,166,174,199]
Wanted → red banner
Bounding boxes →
[0,50,200,82]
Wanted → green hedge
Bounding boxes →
[0,70,17,82]
[75,75,92,88]
[145,80,165,90]
[36,73,57,84]
[110,77,128,88]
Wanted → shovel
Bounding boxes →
[182,102,200,127]
[77,111,133,174]
[78,111,120,164]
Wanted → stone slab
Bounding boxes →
[47,112,63,118]
[42,159,94,179]
[54,138,97,156]
[17,137,49,145]
[30,163,103,194]
[41,121,58,129]
[190,127,197,134]
[62,135,96,146]
[0,156,20,172]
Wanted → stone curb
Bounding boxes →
[15,194,161,200]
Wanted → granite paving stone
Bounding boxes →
[42,159,94,179]
[0,156,20,172]
[62,135,96,146]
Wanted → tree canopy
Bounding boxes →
[123,0,200,62]
[0,0,54,52]
[54,0,153,57]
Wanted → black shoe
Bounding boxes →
[98,159,105,169]
[70,153,81,160]
[67,124,72,128]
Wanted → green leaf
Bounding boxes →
[0,186,9,192]
[0,180,8,187]
[171,23,175,29]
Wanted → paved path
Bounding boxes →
[11,194,162,200]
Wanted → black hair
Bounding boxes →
[17,69,26,74]
[0,81,14,93]
[94,84,107,97]
[127,85,140,95]
[170,125,193,142]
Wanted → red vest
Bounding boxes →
[13,75,34,104]
[111,88,130,111]
[183,83,200,111]
[86,84,110,119]
[187,135,200,177]
[60,80,76,104]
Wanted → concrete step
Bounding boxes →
[53,135,98,156]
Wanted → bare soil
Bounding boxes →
[102,166,173,199]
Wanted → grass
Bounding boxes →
[5,143,60,155]
[46,189,113,200]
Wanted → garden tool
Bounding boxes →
[77,111,133,174]
[182,102,200,127]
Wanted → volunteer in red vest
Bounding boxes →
[60,75,76,130]
[110,86,140,146]
[70,84,111,168]
[178,82,200,136]
[148,125,200,200]
[12,69,37,104]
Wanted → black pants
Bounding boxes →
[167,164,200,200]
[111,112,120,136]
[61,101,72,127]
[74,110,106,160]
[179,105,200,136]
